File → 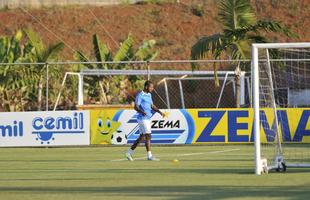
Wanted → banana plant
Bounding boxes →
[75,33,158,104]
[0,30,36,111]
[24,28,64,111]
[0,30,23,63]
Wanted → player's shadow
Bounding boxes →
[0,185,308,200]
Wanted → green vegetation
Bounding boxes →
[0,0,302,111]
[0,29,64,111]
[191,0,295,62]
[75,33,158,104]
[24,28,65,111]
[0,30,158,111]
[191,0,296,106]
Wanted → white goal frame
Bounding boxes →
[252,42,310,175]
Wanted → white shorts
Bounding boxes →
[137,119,152,134]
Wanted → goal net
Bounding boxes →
[252,43,310,175]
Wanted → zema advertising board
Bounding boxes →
[90,108,310,145]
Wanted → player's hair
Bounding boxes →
[144,80,153,89]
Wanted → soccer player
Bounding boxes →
[126,80,165,161]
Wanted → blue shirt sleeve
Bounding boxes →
[135,92,142,106]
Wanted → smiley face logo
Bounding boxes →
[91,111,121,144]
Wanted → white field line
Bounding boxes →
[110,148,240,162]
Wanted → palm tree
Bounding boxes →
[191,0,296,107]
[75,33,158,104]
[24,28,64,110]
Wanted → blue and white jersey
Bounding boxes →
[135,91,154,120]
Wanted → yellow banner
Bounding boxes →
[90,108,310,144]
[189,108,310,143]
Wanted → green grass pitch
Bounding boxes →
[0,145,309,200]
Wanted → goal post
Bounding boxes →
[252,42,310,175]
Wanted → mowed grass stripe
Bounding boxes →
[0,145,309,200]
